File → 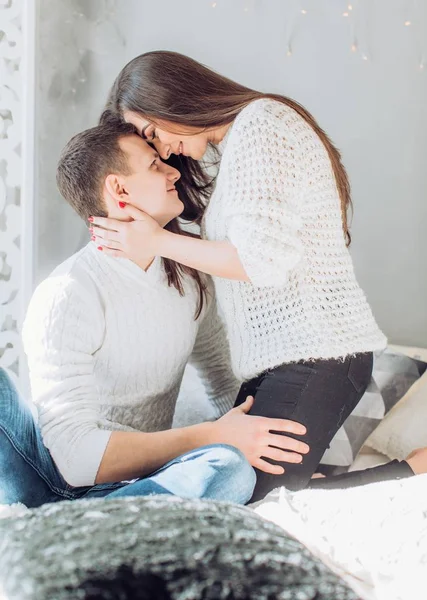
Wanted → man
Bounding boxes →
[0,114,308,508]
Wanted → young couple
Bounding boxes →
[1,51,425,509]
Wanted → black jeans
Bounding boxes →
[234,352,413,502]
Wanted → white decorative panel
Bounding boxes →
[0,0,25,377]
[0,0,124,384]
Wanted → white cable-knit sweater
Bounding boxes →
[202,99,386,380]
[22,244,238,487]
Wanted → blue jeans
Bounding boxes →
[0,369,256,508]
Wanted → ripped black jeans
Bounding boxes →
[235,352,412,502]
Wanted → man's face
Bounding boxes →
[104,134,184,227]
[124,111,210,161]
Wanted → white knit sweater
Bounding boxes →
[202,99,386,381]
[22,244,238,487]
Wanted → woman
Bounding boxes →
[90,51,423,501]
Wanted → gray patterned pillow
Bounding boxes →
[320,349,427,470]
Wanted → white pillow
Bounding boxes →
[387,344,427,362]
[321,346,426,468]
[365,369,427,460]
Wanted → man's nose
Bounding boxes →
[168,166,181,183]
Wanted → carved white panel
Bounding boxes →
[0,0,123,385]
[0,0,25,377]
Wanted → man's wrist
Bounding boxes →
[195,421,218,447]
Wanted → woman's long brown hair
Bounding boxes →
[107,50,352,263]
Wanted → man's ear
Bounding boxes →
[104,174,129,201]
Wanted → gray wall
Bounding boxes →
[36,0,427,347]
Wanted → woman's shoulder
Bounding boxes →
[230,97,310,143]
[239,97,302,125]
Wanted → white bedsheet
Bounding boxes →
[252,474,427,600]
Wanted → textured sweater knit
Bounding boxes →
[22,244,238,487]
[202,99,386,380]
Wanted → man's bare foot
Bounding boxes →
[406,447,427,475]
[311,473,326,479]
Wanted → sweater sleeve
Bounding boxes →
[188,284,240,418]
[224,101,305,287]
[22,270,111,487]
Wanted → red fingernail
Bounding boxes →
[97,246,103,251]
[91,236,96,241]
[88,216,94,222]
[89,227,93,233]
[118,201,126,209]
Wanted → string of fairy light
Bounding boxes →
[210,0,426,70]
[297,2,370,62]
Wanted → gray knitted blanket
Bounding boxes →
[0,495,357,600]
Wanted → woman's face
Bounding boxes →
[124,111,210,161]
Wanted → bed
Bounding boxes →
[1,344,426,599]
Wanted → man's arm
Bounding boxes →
[23,269,309,486]
[96,423,211,483]
[22,269,114,487]
[96,396,309,482]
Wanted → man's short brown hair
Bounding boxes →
[56,111,137,221]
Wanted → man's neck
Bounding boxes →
[103,213,157,272]
[133,255,156,272]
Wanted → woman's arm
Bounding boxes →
[91,103,305,287]
[90,208,249,281]
[158,230,249,281]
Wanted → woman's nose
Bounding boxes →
[154,140,171,160]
